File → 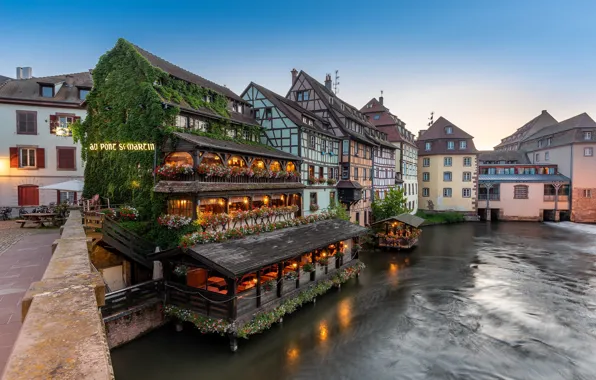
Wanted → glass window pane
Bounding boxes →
[29,149,35,167]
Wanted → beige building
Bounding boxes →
[417,117,478,213]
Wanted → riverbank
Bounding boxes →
[416,210,467,226]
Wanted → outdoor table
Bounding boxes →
[18,213,58,228]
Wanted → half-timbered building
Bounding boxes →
[286,70,395,226]
[241,82,341,215]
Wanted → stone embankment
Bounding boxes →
[1,210,114,380]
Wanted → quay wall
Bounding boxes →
[104,301,166,349]
[1,210,114,380]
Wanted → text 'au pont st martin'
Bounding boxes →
[89,143,155,151]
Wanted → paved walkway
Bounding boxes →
[0,221,58,374]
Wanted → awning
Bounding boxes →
[371,213,425,228]
[150,219,368,278]
[39,179,84,192]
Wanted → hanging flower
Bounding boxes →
[157,214,192,229]
[119,205,139,220]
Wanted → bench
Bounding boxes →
[15,220,42,228]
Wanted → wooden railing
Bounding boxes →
[102,217,155,269]
[164,173,301,183]
[167,284,231,319]
[84,212,104,229]
[102,279,164,317]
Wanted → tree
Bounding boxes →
[329,202,350,221]
[371,187,410,221]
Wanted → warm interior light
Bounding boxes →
[243,198,248,203]
[322,252,326,257]
[292,263,297,268]
[281,195,284,200]
[253,278,258,284]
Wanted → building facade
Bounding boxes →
[241,82,341,215]
[518,113,596,222]
[361,96,418,212]
[287,70,395,226]
[0,69,91,209]
[477,151,570,221]
[494,110,557,151]
[417,117,478,213]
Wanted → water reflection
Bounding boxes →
[112,222,596,380]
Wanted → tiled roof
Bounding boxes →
[336,180,362,189]
[418,116,473,140]
[478,150,530,164]
[522,112,596,141]
[0,72,92,106]
[0,75,11,84]
[244,82,337,138]
[361,98,416,147]
[478,174,570,183]
[494,111,557,148]
[172,132,301,160]
[133,44,245,103]
[416,116,477,155]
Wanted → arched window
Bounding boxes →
[18,185,39,206]
[227,155,246,168]
[286,162,296,172]
[201,152,222,166]
[165,152,193,166]
[270,161,281,172]
[251,159,266,170]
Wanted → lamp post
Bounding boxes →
[482,182,494,222]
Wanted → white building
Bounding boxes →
[0,68,91,210]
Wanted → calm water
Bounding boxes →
[112,222,596,380]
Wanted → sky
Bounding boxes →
[1,0,596,149]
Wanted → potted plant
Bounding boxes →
[318,256,329,266]
[326,178,337,185]
[308,175,318,185]
[262,279,276,292]
[119,205,139,221]
[302,263,315,273]
[284,271,297,281]
[309,203,319,212]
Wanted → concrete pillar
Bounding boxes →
[486,208,491,222]
[555,210,560,222]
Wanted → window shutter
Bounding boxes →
[57,148,75,170]
[10,147,18,168]
[36,148,45,168]
[57,190,61,204]
[49,115,57,134]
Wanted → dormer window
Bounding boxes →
[546,137,552,146]
[538,140,543,148]
[373,115,380,120]
[447,141,454,150]
[584,131,593,140]
[264,108,273,119]
[341,103,345,111]
[301,115,314,126]
[40,85,54,98]
[425,142,432,151]
[445,126,453,134]
[329,97,334,105]
[203,95,213,103]
[79,88,90,100]
[233,102,243,113]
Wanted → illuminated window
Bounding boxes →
[227,155,247,167]
[168,198,193,217]
[270,161,281,171]
[165,152,193,166]
[202,152,223,166]
[251,159,266,170]
[286,162,296,172]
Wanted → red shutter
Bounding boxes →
[57,190,61,204]
[57,148,75,170]
[18,185,39,206]
[10,147,18,168]
[49,115,57,134]
[36,148,45,169]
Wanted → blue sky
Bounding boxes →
[1,0,595,149]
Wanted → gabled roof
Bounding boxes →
[371,213,425,228]
[171,132,301,161]
[360,98,388,113]
[494,111,557,148]
[522,112,596,141]
[243,82,337,138]
[0,72,92,107]
[361,98,416,147]
[133,44,245,103]
[418,116,473,140]
[0,75,11,84]
[478,150,530,164]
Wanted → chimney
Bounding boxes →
[418,129,427,139]
[542,110,547,114]
[16,67,32,80]
[324,74,332,91]
[291,68,298,86]
[65,75,74,87]
[379,90,384,105]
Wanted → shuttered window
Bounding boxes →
[16,111,37,135]
[514,185,529,199]
[18,185,39,206]
[57,147,76,170]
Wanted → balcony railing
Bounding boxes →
[478,194,500,201]
[543,195,569,202]
[161,173,301,183]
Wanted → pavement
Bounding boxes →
[0,221,58,374]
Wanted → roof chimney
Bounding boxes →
[542,110,547,114]
[65,75,75,87]
[418,129,427,139]
[379,90,384,105]
[324,74,332,91]
[16,67,32,80]
[291,68,298,86]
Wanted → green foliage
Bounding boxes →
[371,187,410,221]
[329,202,350,221]
[415,210,465,224]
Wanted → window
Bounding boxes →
[443,188,452,197]
[354,142,359,156]
[203,95,213,103]
[310,192,317,206]
[538,140,543,148]
[353,167,358,179]
[297,90,310,101]
[463,157,471,166]
[342,140,349,155]
[425,142,431,151]
[309,135,315,148]
[443,172,452,181]
[585,147,594,157]
[176,115,188,129]
[322,140,327,153]
[583,189,592,198]
[355,212,360,225]
[459,141,467,149]
[19,148,36,168]
[56,147,76,170]
[463,172,471,181]
[447,141,454,150]
[445,126,453,134]
[330,191,336,206]
[264,108,273,119]
[16,111,37,135]
[342,165,349,179]
[79,89,90,100]
[422,188,429,197]
[422,172,430,182]
[535,153,540,162]
[546,137,552,146]
[40,85,54,97]
[584,131,593,140]
[369,168,373,180]
[373,115,380,120]
[444,157,452,166]
[59,191,77,204]
[423,158,430,167]
[233,103,243,113]
[462,188,471,198]
[545,151,550,161]
[514,185,529,199]
[18,185,39,206]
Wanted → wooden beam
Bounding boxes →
[256,271,261,308]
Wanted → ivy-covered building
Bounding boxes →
[241,82,341,215]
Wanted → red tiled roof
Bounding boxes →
[417,116,473,140]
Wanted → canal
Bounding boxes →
[112,222,596,380]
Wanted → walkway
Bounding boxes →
[0,221,57,374]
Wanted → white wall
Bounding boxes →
[0,103,86,207]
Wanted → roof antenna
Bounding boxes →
[428,111,434,127]
[333,70,340,95]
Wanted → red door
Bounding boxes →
[18,185,39,206]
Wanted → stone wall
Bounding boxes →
[571,187,596,223]
[104,302,165,349]
[1,210,114,380]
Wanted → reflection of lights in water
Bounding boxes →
[405,258,410,265]
[338,299,352,329]
[286,347,299,363]
[389,263,398,273]
[319,321,328,342]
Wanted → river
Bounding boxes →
[112,222,596,380]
